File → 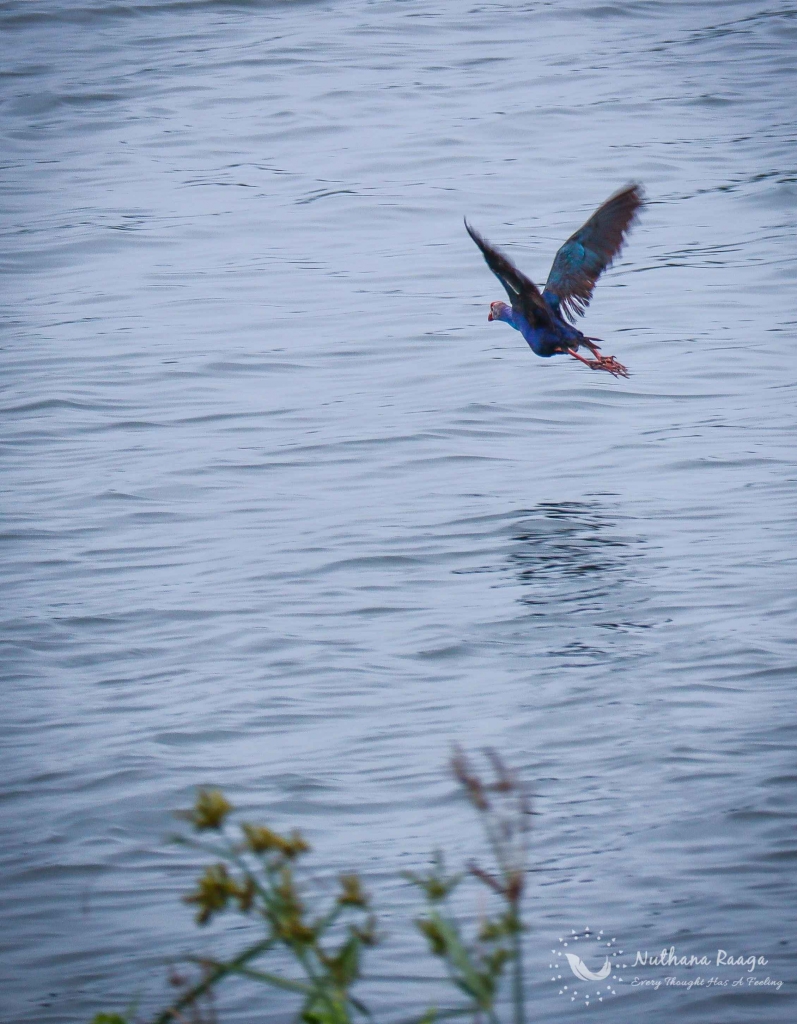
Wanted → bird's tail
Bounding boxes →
[575,336,604,355]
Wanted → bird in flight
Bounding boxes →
[465,184,644,378]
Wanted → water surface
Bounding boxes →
[2,0,797,1020]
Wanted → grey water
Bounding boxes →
[2,0,796,1020]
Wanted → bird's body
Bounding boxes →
[466,184,644,378]
[489,302,584,358]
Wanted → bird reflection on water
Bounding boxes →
[505,501,643,621]
[510,501,629,585]
[451,502,649,661]
[496,502,651,663]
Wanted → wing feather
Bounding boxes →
[465,219,553,328]
[543,183,644,322]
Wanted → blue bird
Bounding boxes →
[465,184,644,378]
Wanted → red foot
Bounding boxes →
[569,349,630,379]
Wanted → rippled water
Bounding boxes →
[2,0,797,1020]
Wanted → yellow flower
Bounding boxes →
[338,874,369,908]
[235,875,257,913]
[282,831,311,859]
[241,823,310,859]
[184,863,237,924]
[187,789,232,831]
[242,824,286,854]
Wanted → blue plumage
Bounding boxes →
[465,184,644,377]
[490,304,583,358]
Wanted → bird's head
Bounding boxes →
[488,300,511,322]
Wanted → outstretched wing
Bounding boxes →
[543,183,644,322]
[465,219,553,329]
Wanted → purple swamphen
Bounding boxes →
[465,183,644,378]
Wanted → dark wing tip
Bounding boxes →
[464,218,498,264]
[464,217,483,246]
[621,181,645,199]
[613,181,645,199]
[611,181,646,224]
[605,181,646,249]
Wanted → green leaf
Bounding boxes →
[427,914,493,1008]
[326,935,361,987]
[301,992,352,1024]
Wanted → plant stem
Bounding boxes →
[510,923,525,1024]
[151,938,274,1024]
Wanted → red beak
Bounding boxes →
[487,311,493,321]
